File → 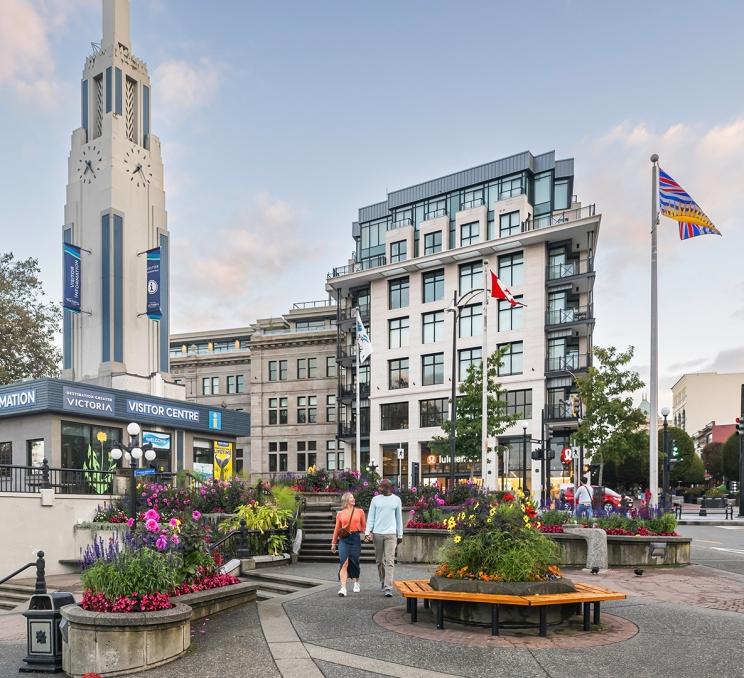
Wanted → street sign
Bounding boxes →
[572,448,580,460]
[134,468,155,476]
[396,448,405,460]
[560,447,572,464]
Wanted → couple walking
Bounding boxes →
[331,479,403,597]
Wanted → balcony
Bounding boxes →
[460,198,484,210]
[292,300,333,310]
[546,354,590,374]
[545,305,593,327]
[339,383,371,401]
[338,419,370,439]
[546,257,594,282]
[525,204,596,232]
[424,208,447,220]
[545,404,578,422]
[330,254,387,278]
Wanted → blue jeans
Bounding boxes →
[575,504,593,518]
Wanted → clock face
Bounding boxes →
[77,144,102,184]
[123,145,153,188]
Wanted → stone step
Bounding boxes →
[240,579,303,596]
[239,571,328,588]
[0,590,32,602]
[0,584,36,596]
[0,601,19,612]
[298,554,376,563]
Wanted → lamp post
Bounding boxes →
[522,423,528,492]
[661,407,670,513]
[110,422,156,526]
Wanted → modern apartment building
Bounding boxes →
[671,372,744,437]
[169,301,340,475]
[326,151,601,496]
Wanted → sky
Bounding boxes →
[1,0,743,410]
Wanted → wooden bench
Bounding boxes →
[394,579,626,637]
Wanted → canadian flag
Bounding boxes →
[490,271,524,307]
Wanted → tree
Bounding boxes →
[657,426,701,484]
[430,348,519,478]
[722,434,740,481]
[701,442,724,482]
[0,253,61,384]
[573,345,646,484]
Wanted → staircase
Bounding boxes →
[240,570,328,601]
[298,503,376,564]
[0,583,36,612]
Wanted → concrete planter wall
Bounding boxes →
[73,523,129,562]
[299,491,342,507]
[173,581,256,621]
[61,603,191,677]
[400,528,691,567]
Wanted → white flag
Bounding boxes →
[356,311,373,363]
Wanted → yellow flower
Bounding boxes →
[486,517,493,524]
[453,535,462,544]
[489,507,497,517]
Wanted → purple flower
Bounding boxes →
[363,481,369,487]
[126,518,134,528]
[155,535,168,551]
[192,510,202,521]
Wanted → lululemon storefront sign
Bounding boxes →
[0,388,37,414]
[63,386,115,415]
[126,398,200,425]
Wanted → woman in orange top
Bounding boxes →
[331,492,366,596]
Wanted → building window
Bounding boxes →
[458,347,482,381]
[498,252,523,287]
[461,222,479,246]
[296,396,317,424]
[424,231,442,255]
[459,261,482,295]
[554,179,570,210]
[498,298,524,331]
[419,398,449,428]
[422,269,444,303]
[388,277,409,309]
[61,422,122,471]
[326,356,337,377]
[422,310,444,343]
[226,375,245,394]
[499,211,521,237]
[422,353,445,386]
[534,172,552,215]
[268,441,288,473]
[388,317,409,349]
[326,439,338,471]
[381,402,409,430]
[326,394,336,422]
[459,304,482,338]
[26,439,45,467]
[268,397,288,425]
[499,175,523,200]
[390,239,407,263]
[388,358,409,390]
[0,441,11,474]
[268,361,278,381]
[505,389,532,418]
[498,342,523,376]
[297,359,306,379]
[296,358,317,378]
[234,447,244,475]
[213,341,231,353]
[201,377,219,395]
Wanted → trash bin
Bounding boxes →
[20,591,75,673]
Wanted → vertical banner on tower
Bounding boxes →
[63,243,82,313]
[146,248,162,320]
[213,440,234,481]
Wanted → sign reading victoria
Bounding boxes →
[63,386,114,415]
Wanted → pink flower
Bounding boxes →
[169,518,179,528]
[170,535,180,546]
[410,487,417,493]
[145,518,159,532]
[144,509,160,522]
[126,518,134,528]
[192,510,202,521]
[155,535,168,551]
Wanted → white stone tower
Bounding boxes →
[63,0,177,397]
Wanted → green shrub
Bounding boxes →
[270,485,298,514]
[646,513,677,535]
[540,510,571,526]
[219,503,293,556]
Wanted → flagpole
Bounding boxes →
[649,154,660,509]
[481,261,489,490]
[356,317,361,474]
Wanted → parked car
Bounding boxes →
[560,484,624,512]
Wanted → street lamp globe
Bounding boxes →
[127,422,141,437]
[110,448,122,461]
[660,407,670,418]
[131,447,143,460]
[144,449,156,462]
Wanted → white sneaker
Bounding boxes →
[338,587,347,597]
[353,582,360,593]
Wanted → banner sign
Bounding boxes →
[213,440,233,481]
[208,411,222,431]
[0,388,37,414]
[146,248,162,320]
[134,468,156,476]
[63,386,115,415]
[143,432,171,450]
[126,398,200,425]
[63,243,82,313]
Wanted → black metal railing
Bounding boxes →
[330,254,387,278]
[0,460,115,495]
[0,551,47,594]
[209,519,293,562]
[545,305,593,326]
[545,404,577,421]
[546,257,594,281]
[546,354,590,373]
[339,383,371,399]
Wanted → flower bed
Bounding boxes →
[538,510,679,537]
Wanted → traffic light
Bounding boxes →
[737,417,744,435]
[730,481,739,493]
[531,449,543,461]
[670,440,680,462]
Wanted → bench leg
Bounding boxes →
[593,601,600,625]
[406,598,412,614]
[424,598,430,609]
[539,607,547,637]
[583,602,590,631]
[436,601,444,630]
[411,598,418,623]
[491,604,499,636]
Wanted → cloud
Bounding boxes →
[170,193,328,331]
[702,346,744,374]
[152,58,222,125]
[0,0,88,109]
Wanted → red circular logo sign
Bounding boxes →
[560,447,572,464]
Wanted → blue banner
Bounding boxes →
[146,248,161,320]
[63,244,81,312]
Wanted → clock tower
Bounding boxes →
[63,0,177,397]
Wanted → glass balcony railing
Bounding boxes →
[424,208,447,220]
[525,204,596,232]
[545,404,577,421]
[545,305,592,326]
[545,353,589,373]
[546,257,593,281]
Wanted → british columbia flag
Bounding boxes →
[658,168,721,240]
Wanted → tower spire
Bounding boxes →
[102,0,130,50]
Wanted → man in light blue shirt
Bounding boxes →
[364,479,403,597]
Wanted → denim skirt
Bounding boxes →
[338,532,361,579]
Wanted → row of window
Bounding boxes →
[268,439,345,472]
[268,395,337,425]
[200,375,245,395]
[388,254,522,310]
[380,389,532,430]
[268,357,336,381]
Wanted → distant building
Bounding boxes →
[692,421,736,454]
[671,372,744,435]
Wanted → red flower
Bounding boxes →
[502,492,515,502]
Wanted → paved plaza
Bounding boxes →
[3,550,744,678]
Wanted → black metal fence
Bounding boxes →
[0,461,115,495]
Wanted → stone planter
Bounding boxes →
[429,576,577,628]
[61,603,191,677]
[702,497,724,508]
[398,528,449,563]
[298,491,342,507]
[173,581,256,621]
